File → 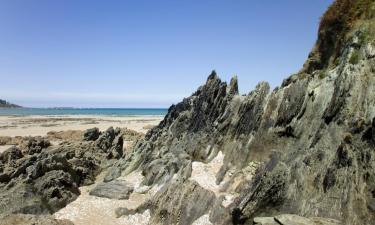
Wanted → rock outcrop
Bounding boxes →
[0,127,124,217]
[105,1,375,224]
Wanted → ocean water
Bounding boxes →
[0,108,168,116]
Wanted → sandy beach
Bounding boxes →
[0,115,163,137]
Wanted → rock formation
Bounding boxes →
[1,1,375,225]
[0,127,124,220]
[106,1,375,224]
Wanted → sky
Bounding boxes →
[0,0,333,108]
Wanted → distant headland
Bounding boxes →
[0,99,22,108]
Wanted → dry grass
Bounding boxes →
[304,0,375,73]
[320,0,373,32]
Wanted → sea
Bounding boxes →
[0,108,168,116]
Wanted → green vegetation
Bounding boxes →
[357,29,370,45]
[318,70,327,79]
[349,49,361,64]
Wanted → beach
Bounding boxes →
[0,114,163,154]
[0,115,163,137]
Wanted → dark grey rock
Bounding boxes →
[138,180,215,225]
[26,137,50,155]
[83,127,100,141]
[96,127,116,150]
[0,126,124,216]
[89,180,134,200]
[108,135,123,159]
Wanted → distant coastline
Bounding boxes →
[0,107,168,116]
[0,99,22,108]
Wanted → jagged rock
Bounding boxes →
[83,127,100,141]
[108,134,123,159]
[276,79,307,126]
[26,137,50,155]
[105,71,236,186]
[104,3,375,223]
[232,82,270,135]
[89,180,134,199]
[33,170,80,212]
[228,76,239,96]
[0,146,23,163]
[95,127,124,159]
[96,127,116,150]
[0,127,123,216]
[147,180,216,225]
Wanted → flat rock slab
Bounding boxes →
[274,214,341,225]
[89,180,134,200]
[254,217,280,225]
[275,214,314,225]
[310,217,341,225]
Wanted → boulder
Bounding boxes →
[89,180,134,200]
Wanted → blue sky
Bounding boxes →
[0,0,333,108]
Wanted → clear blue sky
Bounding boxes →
[0,0,333,108]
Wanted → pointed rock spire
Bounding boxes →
[228,75,239,96]
[207,70,218,82]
